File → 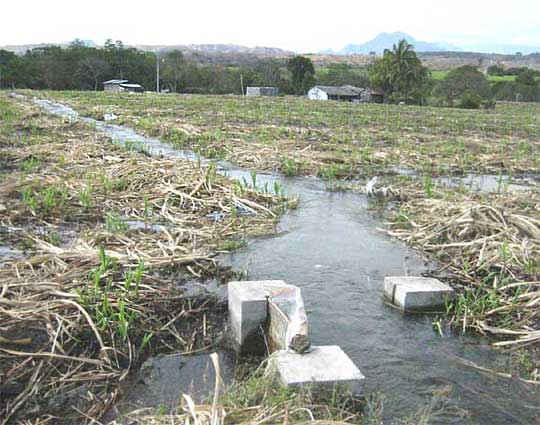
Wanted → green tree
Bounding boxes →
[368,39,428,103]
[78,56,111,90]
[286,55,315,95]
[487,64,505,76]
[254,59,283,86]
[162,50,185,92]
[0,50,17,88]
[434,65,491,107]
[317,63,369,87]
[516,68,538,86]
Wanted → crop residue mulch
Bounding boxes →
[0,95,289,424]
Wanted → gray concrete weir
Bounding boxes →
[228,280,364,393]
[228,280,269,354]
[384,276,456,312]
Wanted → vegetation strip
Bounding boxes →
[38,91,540,179]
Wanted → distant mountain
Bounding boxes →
[0,43,55,54]
[134,44,293,56]
[336,32,459,54]
[75,39,98,47]
[0,42,293,57]
[1,39,97,54]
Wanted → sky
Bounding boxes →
[2,0,540,52]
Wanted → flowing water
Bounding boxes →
[29,95,540,424]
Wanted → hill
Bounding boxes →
[0,42,292,57]
[133,43,292,56]
[308,51,540,71]
[335,32,458,54]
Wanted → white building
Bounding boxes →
[246,86,280,97]
[103,79,144,93]
[307,85,384,103]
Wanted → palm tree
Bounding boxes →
[382,39,426,102]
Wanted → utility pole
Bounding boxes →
[240,74,244,95]
[156,52,160,93]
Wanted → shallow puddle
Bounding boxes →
[103,352,235,422]
[125,220,166,233]
[438,173,536,193]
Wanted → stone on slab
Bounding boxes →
[384,276,455,311]
[270,346,364,394]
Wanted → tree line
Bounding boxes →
[0,40,154,91]
[367,40,540,107]
[0,40,311,95]
[1,39,539,108]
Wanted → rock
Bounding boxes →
[289,334,310,354]
[103,113,118,121]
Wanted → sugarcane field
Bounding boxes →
[2,5,540,424]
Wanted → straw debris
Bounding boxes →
[0,94,290,423]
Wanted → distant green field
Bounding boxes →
[34,90,540,177]
[316,66,369,76]
[431,70,516,82]
[315,67,518,83]
[488,75,517,82]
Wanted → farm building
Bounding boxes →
[102,79,144,93]
[366,88,384,103]
[307,85,384,103]
[246,86,280,97]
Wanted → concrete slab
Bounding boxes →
[267,300,290,352]
[270,346,364,394]
[384,276,455,311]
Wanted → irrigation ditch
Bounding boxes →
[2,93,540,424]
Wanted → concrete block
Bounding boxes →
[228,281,268,349]
[267,299,310,353]
[270,346,364,394]
[384,276,455,311]
[228,280,310,354]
